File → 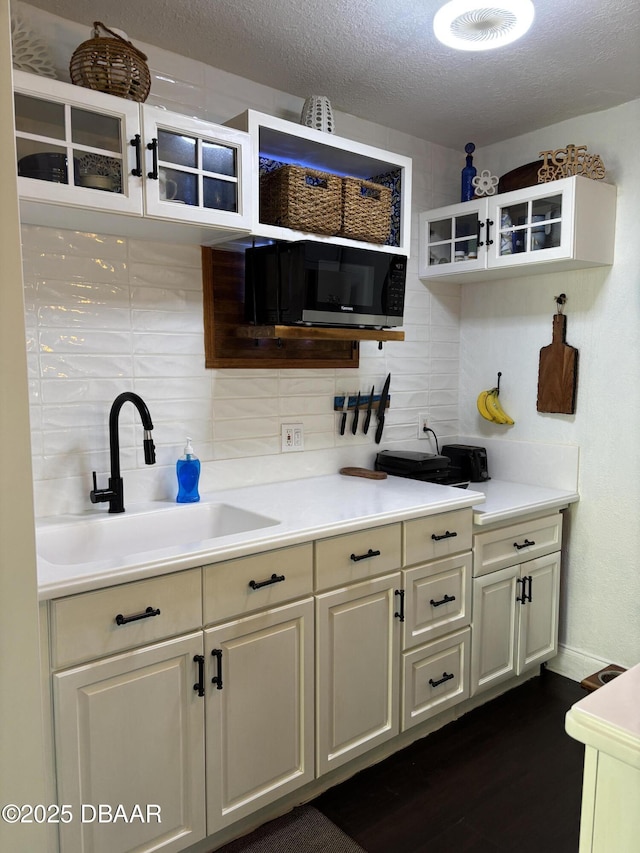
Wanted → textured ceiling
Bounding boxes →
[23,0,640,148]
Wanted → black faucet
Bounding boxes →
[90,392,156,513]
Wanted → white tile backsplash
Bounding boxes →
[18,3,463,518]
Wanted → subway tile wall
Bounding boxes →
[19,3,462,517]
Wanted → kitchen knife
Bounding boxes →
[374,373,391,444]
[339,393,350,436]
[363,385,375,435]
[351,391,361,435]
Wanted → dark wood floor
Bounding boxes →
[313,669,586,853]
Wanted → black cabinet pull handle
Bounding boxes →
[525,575,533,603]
[193,654,205,697]
[115,606,160,626]
[429,671,454,688]
[147,137,158,180]
[211,648,223,690]
[249,573,285,590]
[486,218,494,245]
[477,219,484,248]
[514,538,535,550]
[350,548,381,562]
[516,577,527,604]
[394,589,405,622]
[431,530,457,542]
[430,594,456,608]
[130,134,142,177]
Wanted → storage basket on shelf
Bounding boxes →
[70,21,151,102]
[339,177,392,244]
[259,164,342,235]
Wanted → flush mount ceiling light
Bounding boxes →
[433,0,535,51]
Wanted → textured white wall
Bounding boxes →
[459,100,640,669]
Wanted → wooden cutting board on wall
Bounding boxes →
[537,313,578,413]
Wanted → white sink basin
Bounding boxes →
[37,501,280,567]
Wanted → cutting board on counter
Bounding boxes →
[537,313,578,414]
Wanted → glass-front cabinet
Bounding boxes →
[419,176,616,282]
[14,71,141,214]
[141,106,249,229]
[13,70,252,237]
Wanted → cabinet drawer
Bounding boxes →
[203,543,313,624]
[314,523,401,591]
[401,627,471,731]
[50,568,202,669]
[404,509,472,566]
[473,513,562,577]
[403,553,472,649]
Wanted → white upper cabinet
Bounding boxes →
[141,105,251,230]
[226,109,412,254]
[14,71,142,215]
[419,175,616,282]
[13,70,252,244]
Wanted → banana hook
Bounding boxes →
[496,371,502,393]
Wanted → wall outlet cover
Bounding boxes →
[418,412,430,439]
[281,423,304,452]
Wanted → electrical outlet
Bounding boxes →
[418,412,430,439]
[281,423,304,452]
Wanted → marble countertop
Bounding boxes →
[566,663,640,769]
[36,472,579,600]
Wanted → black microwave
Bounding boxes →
[244,241,407,329]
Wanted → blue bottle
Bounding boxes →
[176,437,200,503]
[461,142,477,202]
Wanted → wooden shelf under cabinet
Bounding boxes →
[202,247,403,369]
[236,325,404,343]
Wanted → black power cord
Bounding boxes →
[422,425,440,454]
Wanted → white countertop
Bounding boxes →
[37,474,484,600]
[566,663,640,770]
[36,472,579,601]
[470,479,579,526]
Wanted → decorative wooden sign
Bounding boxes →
[537,143,606,183]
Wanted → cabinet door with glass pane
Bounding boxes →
[142,106,251,231]
[14,70,143,215]
[486,180,573,270]
[418,199,487,278]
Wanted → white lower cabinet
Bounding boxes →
[53,632,207,853]
[401,628,471,731]
[46,505,564,853]
[204,598,315,832]
[315,573,401,776]
[400,551,473,731]
[471,551,561,695]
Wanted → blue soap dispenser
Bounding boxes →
[176,437,200,503]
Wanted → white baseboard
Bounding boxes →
[545,645,615,681]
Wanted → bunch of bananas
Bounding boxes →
[477,386,514,425]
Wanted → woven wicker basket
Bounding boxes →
[259,165,342,235]
[70,22,151,103]
[339,177,392,244]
